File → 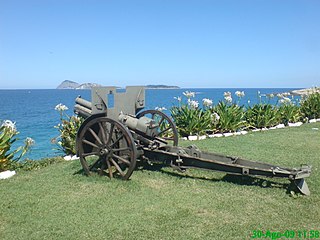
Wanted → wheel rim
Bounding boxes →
[78,117,137,180]
[136,110,178,146]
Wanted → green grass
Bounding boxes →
[1,123,320,239]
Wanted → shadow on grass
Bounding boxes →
[139,164,297,195]
[73,168,85,175]
[74,163,298,195]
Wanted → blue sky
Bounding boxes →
[0,0,319,89]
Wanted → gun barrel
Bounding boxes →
[75,96,92,110]
[74,104,92,118]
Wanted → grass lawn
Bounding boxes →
[1,122,320,239]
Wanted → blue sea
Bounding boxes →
[0,88,300,160]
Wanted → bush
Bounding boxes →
[213,101,246,133]
[170,89,320,136]
[278,104,302,125]
[245,104,279,129]
[300,91,320,119]
[0,120,34,171]
[171,91,247,136]
[170,93,213,136]
[52,104,84,156]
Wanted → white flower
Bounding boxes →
[235,91,245,98]
[183,91,195,98]
[223,92,232,103]
[55,103,68,111]
[211,112,220,124]
[25,137,35,146]
[188,99,199,108]
[223,91,231,97]
[174,96,182,102]
[202,98,213,107]
[224,96,233,103]
[1,120,17,132]
[155,106,167,111]
[279,97,292,104]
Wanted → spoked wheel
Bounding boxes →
[136,110,178,146]
[77,117,137,180]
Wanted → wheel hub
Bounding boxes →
[99,146,112,156]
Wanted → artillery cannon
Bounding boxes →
[74,86,311,195]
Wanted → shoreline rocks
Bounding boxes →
[290,87,320,96]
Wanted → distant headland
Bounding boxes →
[56,80,180,89]
[145,85,180,89]
[56,80,102,89]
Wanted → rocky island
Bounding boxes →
[57,80,179,89]
[56,80,101,89]
[145,85,180,89]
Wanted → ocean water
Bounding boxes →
[0,88,299,160]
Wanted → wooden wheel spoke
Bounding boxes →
[158,116,165,126]
[99,157,108,175]
[82,139,100,149]
[88,128,103,145]
[81,159,90,174]
[162,136,174,140]
[89,157,103,170]
[112,147,131,152]
[82,151,100,157]
[98,122,108,145]
[107,123,115,145]
[109,158,125,177]
[106,159,113,178]
[112,154,131,165]
[158,127,171,136]
[110,134,124,148]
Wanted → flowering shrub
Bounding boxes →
[52,104,84,155]
[245,92,302,128]
[171,92,214,136]
[0,120,34,171]
[278,104,301,125]
[213,100,246,133]
[170,88,319,138]
[277,95,302,125]
[245,104,279,129]
[171,91,248,135]
[300,91,320,119]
